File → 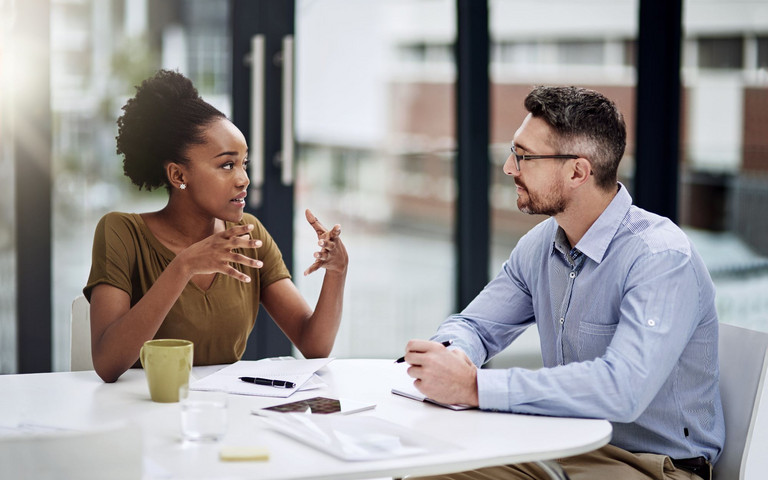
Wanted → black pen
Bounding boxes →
[395,340,453,364]
[239,377,296,388]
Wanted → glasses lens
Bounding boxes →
[510,145,521,171]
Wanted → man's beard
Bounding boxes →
[516,179,567,216]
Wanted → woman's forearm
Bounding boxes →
[91,259,192,382]
[298,269,346,358]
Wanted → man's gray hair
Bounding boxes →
[524,86,626,190]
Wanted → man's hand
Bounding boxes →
[403,339,479,406]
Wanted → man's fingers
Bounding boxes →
[406,339,436,354]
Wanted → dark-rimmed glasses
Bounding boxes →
[510,144,579,172]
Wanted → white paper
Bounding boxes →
[260,412,457,461]
[391,371,474,411]
[190,358,333,397]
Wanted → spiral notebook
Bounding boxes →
[391,380,475,411]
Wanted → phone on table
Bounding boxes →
[255,396,375,415]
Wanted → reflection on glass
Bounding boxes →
[294,0,456,358]
[49,0,230,371]
[488,0,637,368]
[1,0,17,373]
[680,0,768,331]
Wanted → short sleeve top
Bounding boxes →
[83,212,291,365]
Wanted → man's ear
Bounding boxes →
[570,157,593,187]
[166,162,186,190]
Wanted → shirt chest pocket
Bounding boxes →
[577,321,618,361]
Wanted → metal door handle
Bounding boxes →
[281,35,294,186]
[249,34,265,208]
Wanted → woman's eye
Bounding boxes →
[243,159,250,169]
[222,162,234,170]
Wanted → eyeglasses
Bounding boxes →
[509,144,579,172]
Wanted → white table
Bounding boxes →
[0,359,611,479]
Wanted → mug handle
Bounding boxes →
[139,344,147,369]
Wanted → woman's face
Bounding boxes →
[181,117,250,223]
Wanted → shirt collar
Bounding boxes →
[550,183,632,265]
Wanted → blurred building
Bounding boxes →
[379,0,768,252]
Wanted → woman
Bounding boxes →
[84,70,347,383]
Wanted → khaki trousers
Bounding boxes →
[408,444,706,480]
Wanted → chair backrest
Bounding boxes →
[70,295,94,371]
[714,323,768,480]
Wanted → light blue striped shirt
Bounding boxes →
[433,184,724,462]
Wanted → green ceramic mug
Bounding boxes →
[139,339,193,403]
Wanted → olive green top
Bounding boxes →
[84,212,291,365]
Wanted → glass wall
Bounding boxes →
[4,0,455,370]
[679,0,768,331]
[0,0,18,373]
[294,0,457,359]
[487,0,639,367]
[48,0,231,370]
[10,0,763,372]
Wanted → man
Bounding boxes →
[404,86,723,480]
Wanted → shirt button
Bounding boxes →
[647,319,656,327]
[569,272,576,279]
[559,318,564,324]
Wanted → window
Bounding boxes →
[558,40,605,66]
[698,37,744,70]
[758,36,768,70]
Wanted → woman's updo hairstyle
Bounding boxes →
[116,69,226,191]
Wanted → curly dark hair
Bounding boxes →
[524,86,626,191]
[116,70,226,190]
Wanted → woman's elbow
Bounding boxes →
[298,341,334,359]
[95,368,121,384]
[93,355,126,383]
[301,347,332,359]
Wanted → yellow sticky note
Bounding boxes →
[219,446,270,462]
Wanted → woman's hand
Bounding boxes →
[303,209,348,276]
[175,224,263,283]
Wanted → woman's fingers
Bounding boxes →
[303,261,322,276]
[229,252,263,269]
[222,265,252,283]
[223,223,254,238]
[305,209,328,236]
[302,211,347,276]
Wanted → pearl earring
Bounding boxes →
[180,183,187,190]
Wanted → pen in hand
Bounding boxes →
[395,340,453,364]
[239,377,296,388]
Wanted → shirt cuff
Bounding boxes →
[477,368,511,411]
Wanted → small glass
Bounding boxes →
[179,385,228,443]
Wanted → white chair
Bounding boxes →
[714,323,768,480]
[0,421,142,479]
[70,295,94,371]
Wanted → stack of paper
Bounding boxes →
[191,358,333,397]
[259,412,457,461]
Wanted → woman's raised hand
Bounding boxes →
[175,224,263,283]
[303,209,348,276]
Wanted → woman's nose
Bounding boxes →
[238,167,250,187]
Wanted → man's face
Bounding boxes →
[504,114,568,216]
